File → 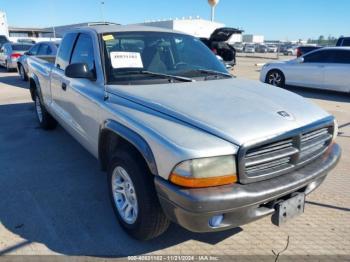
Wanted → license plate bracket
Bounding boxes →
[272,193,305,226]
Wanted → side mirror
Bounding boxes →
[297,57,304,63]
[24,51,31,56]
[65,63,95,80]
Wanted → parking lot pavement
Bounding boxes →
[0,63,349,258]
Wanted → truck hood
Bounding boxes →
[106,78,330,145]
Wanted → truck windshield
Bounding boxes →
[102,31,230,84]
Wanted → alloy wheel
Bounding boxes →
[111,166,138,224]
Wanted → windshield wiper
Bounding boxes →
[140,70,194,82]
[193,69,232,78]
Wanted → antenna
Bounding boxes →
[207,0,219,21]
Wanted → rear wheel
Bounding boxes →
[19,64,28,81]
[34,92,57,130]
[108,150,170,240]
[266,70,285,88]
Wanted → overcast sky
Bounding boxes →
[2,0,349,40]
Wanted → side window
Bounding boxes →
[342,38,350,47]
[29,44,40,55]
[47,46,53,55]
[5,45,11,54]
[303,50,329,63]
[70,33,95,71]
[330,50,350,64]
[37,44,49,55]
[56,33,78,70]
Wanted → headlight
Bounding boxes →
[332,119,339,142]
[169,155,237,188]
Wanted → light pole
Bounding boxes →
[208,0,219,21]
[100,1,105,23]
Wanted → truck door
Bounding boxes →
[52,32,104,156]
[50,33,79,133]
[286,49,327,89]
[323,49,350,92]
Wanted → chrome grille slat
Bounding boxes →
[241,125,333,182]
[300,134,332,152]
[301,128,329,142]
[246,157,291,173]
[246,139,293,157]
[245,147,298,167]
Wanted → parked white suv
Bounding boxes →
[260,47,350,93]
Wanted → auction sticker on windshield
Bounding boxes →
[110,52,143,69]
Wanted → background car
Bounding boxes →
[17,38,36,44]
[296,46,322,57]
[266,44,278,53]
[231,42,244,52]
[279,44,291,54]
[17,41,59,81]
[260,47,350,93]
[336,37,350,47]
[244,43,255,53]
[0,43,33,71]
[255,44,268,53]
[0,35,10,48]
[284,45,298,56]
[200,27,242,67]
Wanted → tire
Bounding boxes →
[265,70,285,88]
[107,150,170,240]
[34,91,57,130]
[5,60,11,72]
[19,64,28,81]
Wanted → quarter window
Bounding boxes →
[56,33,77,70]
[29,44,40,55]
[70,33,95,71]
[37,44,50,55]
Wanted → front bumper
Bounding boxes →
[155,143,341,232]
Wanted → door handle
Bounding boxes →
[61,82,67,91]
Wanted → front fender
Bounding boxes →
[99,119,158,175]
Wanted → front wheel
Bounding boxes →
[34,92,57,130]
[108,150,170,240]
[266,70,285,88]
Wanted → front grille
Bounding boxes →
[238,120,334,183]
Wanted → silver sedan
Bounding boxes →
[0,43,33,71]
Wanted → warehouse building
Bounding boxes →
[242,34,264,43]
[136,17,243,43]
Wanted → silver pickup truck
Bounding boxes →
[27,25,341,240]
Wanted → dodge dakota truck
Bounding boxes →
[27,25,341,240]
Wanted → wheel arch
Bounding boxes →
[98,120,158,176]
[29,74,41,101]
[265,68,285,83]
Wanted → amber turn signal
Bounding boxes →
[169,173,237,188]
